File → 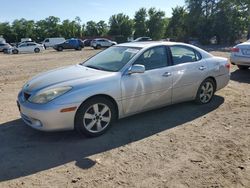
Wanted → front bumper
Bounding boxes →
[230,55,250,66]
[17,92,79,131]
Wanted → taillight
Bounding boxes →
[231,47,239,53]
[225,62,230,70]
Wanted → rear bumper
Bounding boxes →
[230,55,250,66]
[215,73,230,91]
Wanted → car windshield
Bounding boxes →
[81,46,141,72]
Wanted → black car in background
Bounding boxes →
[82,39,92,47]
[53,39,84,51]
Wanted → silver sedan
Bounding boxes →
[230,40,250,70]
[17,42,230,137]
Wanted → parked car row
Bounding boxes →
[0,37,119,54]
[1,37,250,71]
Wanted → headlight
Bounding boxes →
[28,86,72,104]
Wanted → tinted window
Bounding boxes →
[44,39,49,42]
[19,44,27,47]
[27,43,36,46]
[0,44,4,46]
[134,46,168,70]
[170,46,201,65]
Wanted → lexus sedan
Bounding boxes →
[230,40,250,70]
[17,42,230,137]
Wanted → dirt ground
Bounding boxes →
[0,47,249,188]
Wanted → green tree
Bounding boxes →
[166,6,188,41]
[96,21,108,36]
[85,21,98,36]
[109,13,133,39]
[147,8,166,40]
[134,8,148,38]
[0,22,15,42]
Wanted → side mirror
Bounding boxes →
[128,64,145,74]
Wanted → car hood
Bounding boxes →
[23,65,115,92]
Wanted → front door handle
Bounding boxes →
[162,72,172,77]
[199,66,206,71]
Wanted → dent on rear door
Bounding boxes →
[172,61,207,103]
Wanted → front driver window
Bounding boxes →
[134,46,168,71]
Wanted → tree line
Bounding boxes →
[0,0,249,44]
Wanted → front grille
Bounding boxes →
[23,92,31,100]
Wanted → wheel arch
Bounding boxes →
[77,94,119,119]
[205,76,217,90]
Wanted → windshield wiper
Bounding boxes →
[85,65,112,72]
[85,65,103,70]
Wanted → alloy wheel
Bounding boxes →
[199,81,214,103]
[83,103,111,133]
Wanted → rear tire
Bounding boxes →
[58,46,63,51]
[75,97,117,137]
[75,46,82,51]
[96,45,101,49]
[237,65,249,70]
[34,48,40,53]
[195,78,215,104]
[12,49,18,54]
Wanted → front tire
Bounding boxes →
[195,78,215,104]
[75,97,117,137]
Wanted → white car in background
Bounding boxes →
[9,42,45,54]
[230,40,250,70]
[91,38,117,49]
[42,37,66,49]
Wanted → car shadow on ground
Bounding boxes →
[0,96,224,181]
[230,69,250,83]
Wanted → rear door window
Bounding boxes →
[170,46,201,65]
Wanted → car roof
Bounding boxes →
[117,41,213,58]
[94,38,108,40]
[116,41,184,48]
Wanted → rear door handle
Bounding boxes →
[162,72,172,77]
[199,66,206,71]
